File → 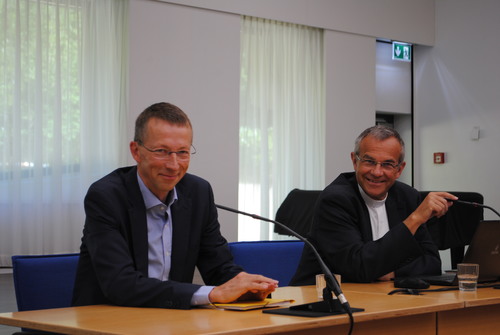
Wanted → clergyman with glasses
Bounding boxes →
[72,102,278,309]
[291,125,457,284]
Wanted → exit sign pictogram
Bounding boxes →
[392,42,412,62]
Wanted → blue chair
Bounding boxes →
[228,240,304,286]
[12,253,80,312]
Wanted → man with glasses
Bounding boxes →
[73,102,277,309]
[291,125,457,284]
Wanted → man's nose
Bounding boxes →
[370,163,384,175]
[164,153,179,167]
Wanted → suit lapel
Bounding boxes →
[350,176,373,240]
[385,193,402,229]
[124,167,149,276]
[169,184,193,281]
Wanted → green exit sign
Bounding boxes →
[392,42,412,62]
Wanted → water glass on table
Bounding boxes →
[457,263,479,292]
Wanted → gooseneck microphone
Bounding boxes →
[215,204,353,316]
[447,199,500,218]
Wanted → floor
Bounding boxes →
[0,271,20,335]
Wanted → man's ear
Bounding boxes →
[350,152,358,170]
[130,141,141,163]
[395,161,406,178]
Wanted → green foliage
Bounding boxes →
[0,0,82,175]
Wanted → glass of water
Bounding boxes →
[457,263,479,291]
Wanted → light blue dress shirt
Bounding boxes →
[137,173,214,305]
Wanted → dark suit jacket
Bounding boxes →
[290,172,441,284]
[72,166,242,309]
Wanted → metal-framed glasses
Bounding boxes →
[137,141,196,161]
[355,155,401,171]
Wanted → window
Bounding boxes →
[0,0,128,265]
[1,0,82,182]
[239,16,325,240]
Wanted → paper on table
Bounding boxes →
[212,298,295,311]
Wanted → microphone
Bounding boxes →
[215,203,353,316]
[446,199,500,218]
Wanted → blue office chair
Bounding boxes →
[12,253,80,312]
[228,240,304,286]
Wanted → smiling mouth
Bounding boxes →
[367,177,385,184]
[160,173,177,179]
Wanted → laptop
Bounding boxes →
[417,220,500,286]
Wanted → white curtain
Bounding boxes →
[0,0,128,266]
[239,16,325,241]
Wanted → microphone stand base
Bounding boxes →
[263,299,364,318]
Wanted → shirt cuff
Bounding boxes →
[191,285,215,306]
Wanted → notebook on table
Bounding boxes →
[417,220,500,286]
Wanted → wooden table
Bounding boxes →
[0,284,468,335]
[345,281,500,335]
[429,285,500,335]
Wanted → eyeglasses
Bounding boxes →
[137,141,196,161]
[355,155,401,171]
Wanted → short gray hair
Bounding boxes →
[354,125,405,162]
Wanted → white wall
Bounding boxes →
[129,1,241,240]
[414,0,500,220]
[162,0,435,45]
[324,31,375,183]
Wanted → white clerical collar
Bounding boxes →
[358,185,387,208]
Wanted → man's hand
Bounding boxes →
[404,191,458,234]
[378,272,395,281]
[208,272,278,304]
